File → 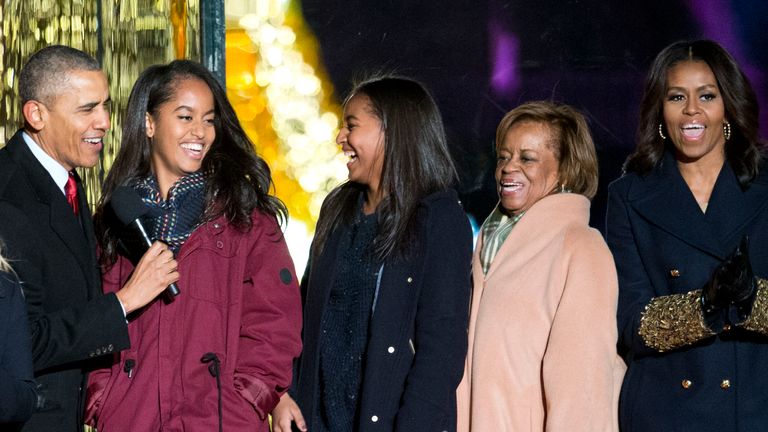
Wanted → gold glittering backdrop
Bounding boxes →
[225,1,347,273]
[0,0,200,208]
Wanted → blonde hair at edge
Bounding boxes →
[0,245,13,273]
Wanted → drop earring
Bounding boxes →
[658,123,667,140]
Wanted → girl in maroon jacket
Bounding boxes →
[86,60,302,431]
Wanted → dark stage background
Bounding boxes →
[299,0,768,232]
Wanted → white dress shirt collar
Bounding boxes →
[22,131,69,195]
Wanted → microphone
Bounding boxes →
[110,186,180,298]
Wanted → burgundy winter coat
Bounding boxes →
[86,210,302,431]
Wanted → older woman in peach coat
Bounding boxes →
[456,101,625,431]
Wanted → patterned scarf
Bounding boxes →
[479,204,525,275]
[133,172,207,253]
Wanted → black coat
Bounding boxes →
[606,150,768,431]
[294,188,473,431]
[0,271,37,429]
[0,131,129,432]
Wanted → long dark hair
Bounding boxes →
[312,76,458,261]
[95,60,286,265]
[625,39,763,185]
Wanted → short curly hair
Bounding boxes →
[495,100,599,199]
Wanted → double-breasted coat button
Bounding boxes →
[371,415,379,422]
[670,269,681,277]
[721,379,731,390]
[387,346,395,354]
[681,379,692,389]
[407,277,413,283]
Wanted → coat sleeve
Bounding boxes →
[0,203,129,372]
[606,183,718,357]
[84,257,131,425]
[394,198,473,432]
[543,229,623,432]
[0,273,38,423]
[233,213,303,420]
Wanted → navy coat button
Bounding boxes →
[670,269,681,277]
[407,277,413,283]
[387,346,395,354]
[681,379,692,389]
[371,415,379,422]
[721,379,731,390]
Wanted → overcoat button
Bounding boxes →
[670,269,681,277]
[681,379,692,389]
[723,324,732,331]
[387,346,395,354]
[216,241,224,249]
[721,379,731,390]
[407,277,413,283]
[371,415,379,422]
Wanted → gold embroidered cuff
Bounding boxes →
[740,279,768,335]
[638,290,715,352]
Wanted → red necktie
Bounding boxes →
[65,171,79,215]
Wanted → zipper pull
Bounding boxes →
[124,359,136,378]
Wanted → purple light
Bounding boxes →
[685,0,744,59]
[685,0,767,136]
[490,22,520,97]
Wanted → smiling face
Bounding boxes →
[336,93,386,199]
[147,77,216,196]
[30,69,111,171]
[495,121,560,216]
[663,60,726,165]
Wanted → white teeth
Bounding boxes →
[681,124,705,139]
[500,181,523,191]
[83,138,101,144]
[343,151,357,160]
[181,143,203,152]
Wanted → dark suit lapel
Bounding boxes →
[706,162,768,248]
[7,133,97,294]
[627,151,725,259]
[74,172,102,297]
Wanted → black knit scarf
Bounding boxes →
[133,172,207,253]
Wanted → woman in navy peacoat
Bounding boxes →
[606,40,768,431]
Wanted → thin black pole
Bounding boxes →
[200,0,225,85]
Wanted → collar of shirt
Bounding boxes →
[22,131,69,195]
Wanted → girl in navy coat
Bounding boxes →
[272,76,473,432]
[606,40,768,431]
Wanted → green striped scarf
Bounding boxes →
[479,205,525,275]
